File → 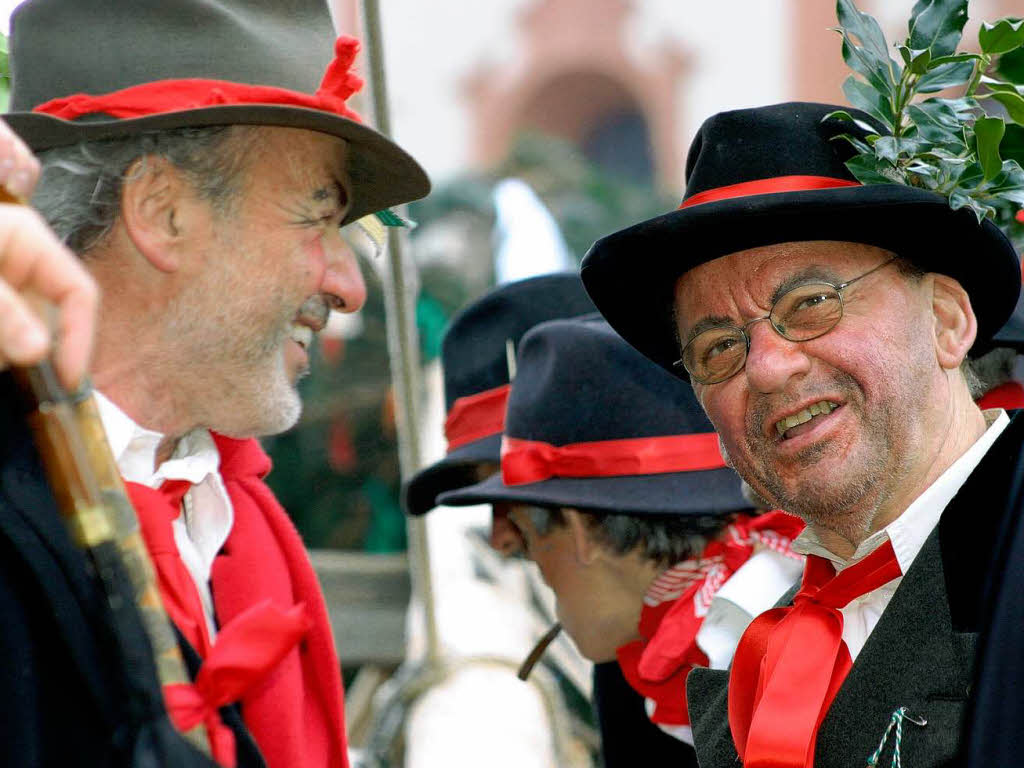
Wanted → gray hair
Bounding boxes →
[525,505,733,567]
[33,125,256,255]
[968,346,1016,400]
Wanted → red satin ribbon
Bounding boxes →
[679,176,861,210]
[444,384,510,452]
[164,600,311,767]
[728,540,902,768]
[500,432,724,486]
[616,512,805,728]
[33,36,364,123]
[978,381,1024,411]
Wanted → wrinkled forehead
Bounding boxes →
[672,240,894,338]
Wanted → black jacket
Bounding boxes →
[687,410,1024,768]
[0,373,226,767]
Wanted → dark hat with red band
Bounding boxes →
[4,0,429,224]
[403,273,597,516]
[438,316,750,517]
[580,101,1021,374]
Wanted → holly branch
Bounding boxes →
[828,0,1024,245]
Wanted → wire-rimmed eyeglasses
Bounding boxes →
[675,257,897,385]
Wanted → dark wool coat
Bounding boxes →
[592,661,699,768]
[0,373,248,768]
[686,411,1024,768]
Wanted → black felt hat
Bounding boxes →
[4,0,429,223]
[403,273,597,516]
[438,316,749,517]
[581,102,1021,373]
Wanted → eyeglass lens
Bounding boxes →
[684,282,843,383]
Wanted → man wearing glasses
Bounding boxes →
[580,102,1022,767]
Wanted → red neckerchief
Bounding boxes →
[127,435,349,768]
[728,541,902,767]
[615,511,805,729]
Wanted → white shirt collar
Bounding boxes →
[93,391,221,488]
[793,408,1009,572]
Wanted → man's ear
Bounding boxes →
[931,273,977,370]
[564,507,601,566]
[119,156,190,273]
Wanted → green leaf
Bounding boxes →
[832,132,875,154]
[928,52,983,67]
[998,46,1024,84]
[899,45,934,74]
[917,60,976,92]
[1002,123,1024,165]
[845,153,904,185]
[823,109,883,135]
[837,0,891,61]
[842,75,895,128]
[979,18,1024,55]
[989,90,1024,123]
[980,76,1024,96]
[908,100,962,142]
[975,116,1006,180]
[874,135,928,164]
[841,33,897,93]
[909,0,969,58]
[835,0,898,92]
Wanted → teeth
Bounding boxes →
[775,401,837,438]
[289,324,314,349]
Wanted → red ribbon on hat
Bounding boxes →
[500,432,725,486]
[33,36,364,123]
[679,176,861,210]
[444,384,510,452]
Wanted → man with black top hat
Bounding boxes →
[5,1,429,767]
[581,101,1023,767]
[439,315,805,766]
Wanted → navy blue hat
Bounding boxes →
[403,273,596,515]
[438,315,750,516]
[581,102,1021,374]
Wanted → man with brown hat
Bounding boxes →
[581,101,1022,767]
[5,1,429,766]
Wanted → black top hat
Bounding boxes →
[580,102,1021,373]
[403,273,597,516]
[438,316,750,517]
[4,0,429,223]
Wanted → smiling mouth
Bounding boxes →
[775,400,839,439]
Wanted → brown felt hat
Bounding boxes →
[4,0,430,223]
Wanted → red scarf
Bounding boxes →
[728,541,902,767]
[127,435,349,768]
[615,511,804,730]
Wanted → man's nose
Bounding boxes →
[743,321,811,393]
[321,233,367,313]
[489,508,525,557]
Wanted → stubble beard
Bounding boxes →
[165,282,306,438]
[734,369,917,540]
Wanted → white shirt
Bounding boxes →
[94,392,234,640]
[791,409,1009,660]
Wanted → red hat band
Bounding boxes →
[679,175,861,210]
[33,36,364,124]
[500,432,727,486]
